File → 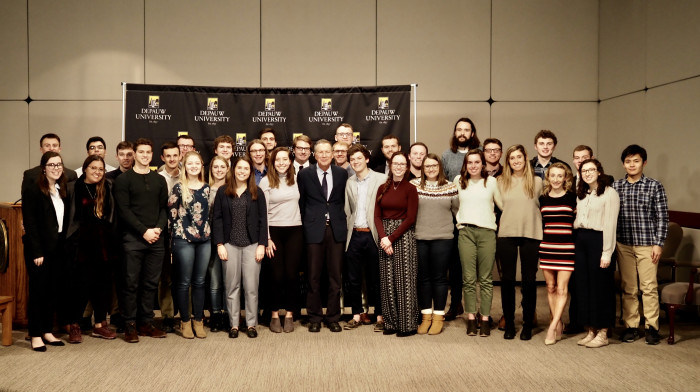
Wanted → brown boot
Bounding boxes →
[193,319,207,338]
[428,314,444,335]
[417,313,432,334]
[181,320,194,339]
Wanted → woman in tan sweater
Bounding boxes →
[497,145,543,341]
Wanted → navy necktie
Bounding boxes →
[322,171,328,200]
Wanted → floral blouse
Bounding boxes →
[168,182,211,243]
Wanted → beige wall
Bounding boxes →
[598,0,700,213]
[1,0,696,217]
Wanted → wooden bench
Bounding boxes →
[0,296,14,346]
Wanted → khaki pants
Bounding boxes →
[616,242,659,329]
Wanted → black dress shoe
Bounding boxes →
[327,322,342,333]
[383,329,397,335]
[32,343,47,352]
[246,327,258,338]
[42,338,65,346]
[228,328,239,339]
[563,323,583,335]
[503,324,516,340]
[520,326,532,341]
[308,322,321,333]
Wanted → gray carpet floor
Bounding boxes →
[1,287,698,392]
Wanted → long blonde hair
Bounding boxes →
[498,144,536,199]
[179,151,206,207]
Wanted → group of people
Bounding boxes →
[20,118,669,351]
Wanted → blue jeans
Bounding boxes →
[417,239,452,311]
[172,238,211,321]
[208,249,225,313]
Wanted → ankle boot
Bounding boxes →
[428,314,444,335]
[181,320,194,339]
[417,313,432,334]
[193,319,207,338]
[210,312,221,333]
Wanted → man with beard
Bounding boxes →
[441,117,481,321]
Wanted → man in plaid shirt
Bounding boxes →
[613,144,669,345]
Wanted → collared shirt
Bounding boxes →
[612,174,669,247]
[50,183,64,233]
[354,171,372,228]
[316,165,333,200]
[293,160,309,174]
[487,163,503,177]
[254,165,267,185]
[530,156,569,179]
[158,168,180,194]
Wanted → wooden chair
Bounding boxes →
[0,296,14,346]
[660,264,700,344]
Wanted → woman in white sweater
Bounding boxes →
[573,159,619,348]
[455,150,503,337]
[258,147,303,333]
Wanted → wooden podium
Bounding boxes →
[0,202,28,326]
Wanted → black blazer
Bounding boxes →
[22,165,77,196]
[21,181,68,260]
[212,187,268,246]
[297,164,348,244]
[65,177,117,240]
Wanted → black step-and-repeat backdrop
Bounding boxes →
[123,84,412,167]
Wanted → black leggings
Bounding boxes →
[497,237,540,327]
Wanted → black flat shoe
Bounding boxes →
[228,328,239,339]
[504,325,516,340]
[42,338,65,346]
[397,330,416,337]
[32,343,47,352]
[246,327,258,338]
[383,329,397,335]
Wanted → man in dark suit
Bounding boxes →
[297,139,348,333]
[22,133,77,195]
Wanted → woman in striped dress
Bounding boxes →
[538,163,576,345]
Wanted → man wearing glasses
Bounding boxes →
[483,138,503,178]
[292,134,314,174]
[247,139,268,185]
[176,135,196,162]
[334,123,355,146]
[75,136,116,177]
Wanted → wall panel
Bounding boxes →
[260,0,375,87]
[378,0,491,101]
[145,0,260,87]
[0,0,28,100]
[492,0,598,101]
[0,102,29,203]
[599,0,646,100]
[28,0,144,100]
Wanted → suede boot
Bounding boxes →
[417,313,432,335]
[193,319,207,338]
[181,320,194,339]
[428,314,444,335]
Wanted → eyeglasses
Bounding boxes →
[88,145,105,151]
[87,166,105,172]
[581,169,598,175]
[392,163,407,167]
[423,164,439,169]
[295,147,310,152]
[178,144,195,150]
[46,163,64,169]
[484,148,501,153]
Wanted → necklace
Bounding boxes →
[392,180,402,190]
[85,182,96,199]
